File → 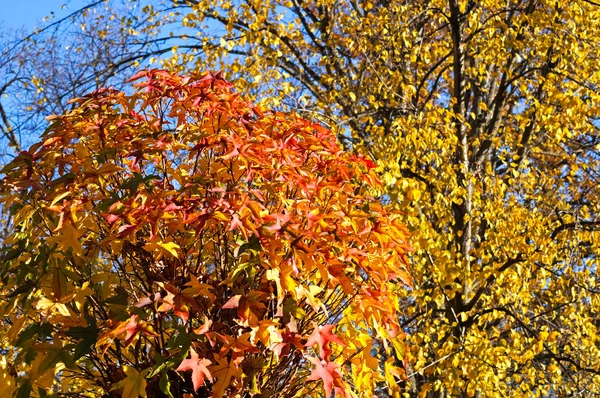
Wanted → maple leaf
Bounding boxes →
[264,212,291,234]
[182,276,214,300]
[109,315,156,347]
[35,297,71,318]
[117,224,137,238]
[122,315,139,345]
[155,282,201,323]
[134,292,161,308]
[306,356,345,398]
[222,332,258,360]
[222,294,241,309]
[272,327,304,359]
[210,355,243,398]
[193,315,213,346]
[229,214,244,231]
[175,348,213,392]
[111,367,149,398]
[222,292,267,323]
[143,239,181,259]
[305,323,346,361]
[249,320,279,346]
[106,214,120,224]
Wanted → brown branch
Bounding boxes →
[5,1,106,55]
[463,254,525,312]
[0,101,20,151]
[582,0,600,6]
[551,220,600,239]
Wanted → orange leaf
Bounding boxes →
[176,348,213,392]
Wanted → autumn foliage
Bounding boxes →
[0,70,411,397]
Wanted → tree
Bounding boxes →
[4,0,600,396]
[165,0,600,396]
[0,69,411,397]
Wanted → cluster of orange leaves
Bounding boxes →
[1,70,411,397]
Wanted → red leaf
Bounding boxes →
[176,348,213,392]
[127,70,149,82]
[174,309,190,323]
[117,224,136,238]
[134,292,161,308]
[123,316,139,344]
[110,315,142,346]
[106,214,120,224]
[222,295,241,309]
[264,212,291,233]
[163,202,181,212]
[306,356,343,398]
[305,323,346,361]
[229,214,243,231]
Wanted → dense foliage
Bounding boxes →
[0,70,411,397]
[157,1,600,396]
[3,0,600,396]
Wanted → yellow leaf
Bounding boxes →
[111,366,148,398]
[143,240,181,258]
[36,297,71,317]
[159,241,181,258]
[210,356,242,398]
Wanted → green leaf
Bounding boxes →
[65,323,99,361]
[104,286,129,305]
[15,323,52,348]
[95,147,118,164]
[94,192,121,211]
[159,372,175,398]
[118,173,159,193]
[166,326,192,354]
[15,378,32,398]
[118,172,145,192]
[50,173,77,187]
[283,297,306,319]
[235,235,262,257]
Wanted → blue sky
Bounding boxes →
[1,0,86,30]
